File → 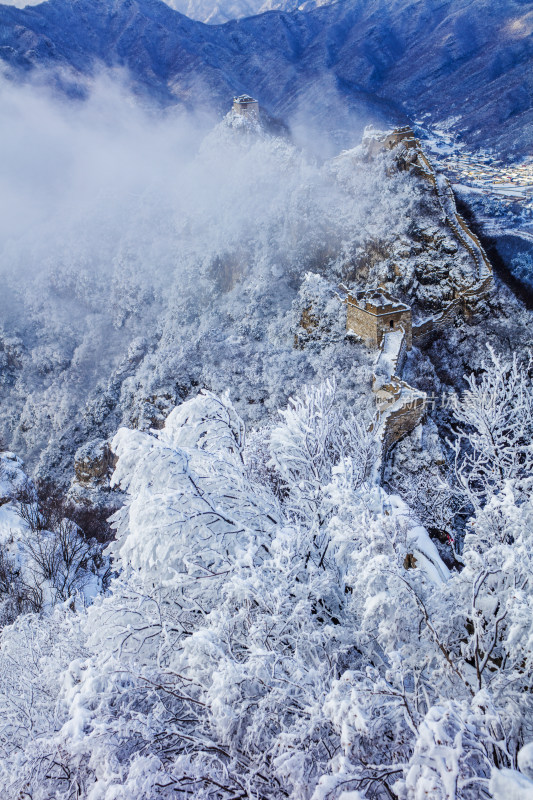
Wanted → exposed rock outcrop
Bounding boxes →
[73,439,116,486]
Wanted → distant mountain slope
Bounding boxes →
[0,0,531,153]
[0,0,333,24]
[161,0,331,25]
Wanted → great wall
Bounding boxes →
[165,96,495,477]
[344,126,494,470]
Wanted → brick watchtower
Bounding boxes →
[345,287,412,349]
[233,94,259,117]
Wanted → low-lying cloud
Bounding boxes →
[0,71,416,476]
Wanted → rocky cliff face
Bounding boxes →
[73,439,116,486]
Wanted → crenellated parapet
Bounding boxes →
[371,326,426,456]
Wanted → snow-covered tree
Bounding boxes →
[16,386,380,799]
[0,604,86,799]
[452,347,533,506]
[0,377,530,800]
[270,379,376,537]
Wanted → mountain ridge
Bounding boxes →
[1,0,531,155]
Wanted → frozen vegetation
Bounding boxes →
[0,69,532,799]
[0,368,532,798]
[0,77,418,483]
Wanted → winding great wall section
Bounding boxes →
[345,126,494,468]
[340,285,426,472]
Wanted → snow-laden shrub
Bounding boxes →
[452,347,533,506]
[0,384,531,800]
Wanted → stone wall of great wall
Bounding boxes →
[381,391,426,455]
[402,135,491,280]
[371,330,426,461]
[346,127,494,465]
[412,273,493,344]
[297,127,493,468]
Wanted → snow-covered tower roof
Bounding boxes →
[233,94,259,116]
[356,287,410,314]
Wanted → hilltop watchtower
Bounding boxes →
[361,125,419,159]
[233,94,259,116]
[345,287,412,349]
[382,125,418,150]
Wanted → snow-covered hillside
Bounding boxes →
[161,0,331,25]
[1,76,532,490]
[0,79,431,483]
[0,11,532,792]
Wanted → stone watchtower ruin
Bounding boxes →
[232,94,259,116]
[340,285,424,459]
[345,287,412,350]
